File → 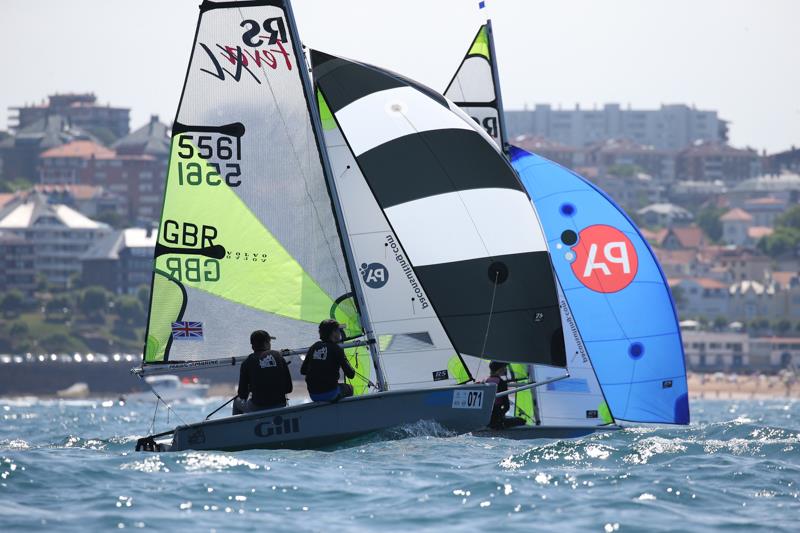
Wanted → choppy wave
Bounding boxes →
[0,398,798,532]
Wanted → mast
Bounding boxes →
[485,19,509,155]
[283,1,387,391]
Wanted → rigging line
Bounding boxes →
[234,8,348,292]
[477,271,500,376]
[139,374,189,428]
[347,345,378,390]
[149,399,159,435]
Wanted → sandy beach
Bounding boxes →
[688,372,800,400]
[206,374,800,402]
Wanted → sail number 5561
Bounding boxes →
[175,134,242,187]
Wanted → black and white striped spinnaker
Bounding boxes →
[312,51,566,369]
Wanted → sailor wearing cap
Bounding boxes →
[300,319,356,402]
[233,330,293,415]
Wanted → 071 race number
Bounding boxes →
[452,389,484,409]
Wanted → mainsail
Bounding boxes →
[312,51,566,369]
[143,0,360,366]
[444,22,507,150]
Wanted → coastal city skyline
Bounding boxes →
[1,0,798,153]
[1,3,798,531]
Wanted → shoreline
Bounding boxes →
[2,376,799,401]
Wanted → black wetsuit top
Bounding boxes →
[300,341,356,394]
[237,351,292,407]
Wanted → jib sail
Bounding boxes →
[143,0,358,365]
[444,22,507,150]
[312,51,566,369]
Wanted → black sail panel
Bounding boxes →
[312,52,566,367]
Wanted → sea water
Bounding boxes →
[0,398,798,532]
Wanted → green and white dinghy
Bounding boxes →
[133,0,521,452]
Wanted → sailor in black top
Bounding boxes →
[232,330,293,415]
[301,319,355,402]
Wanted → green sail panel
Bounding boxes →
[509,363,535,425]
[143,1,353,364]
[331,295,371,396]
[144,139,339,362]
[468,26,490,59]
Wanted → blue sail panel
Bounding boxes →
[510,146,689,424]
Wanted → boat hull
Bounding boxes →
[474,424,622,440]
[162,384,495,451]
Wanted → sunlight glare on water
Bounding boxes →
[0,398,798,531]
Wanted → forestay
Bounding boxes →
[143,0,355,364]
[312,51,566,369]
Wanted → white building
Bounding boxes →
[637,202,693,227]
[669,277,730,318]
[505,103,721,151]
[0,193,110,287]
[681,330,749,371]
[720,208,754,246]
[749,337,800,369]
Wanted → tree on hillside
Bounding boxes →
[0,177,33,193]
[9,321,30,338]
[40,332,81,353]
[758,227,800,259]
[45,295,72,320]
[775,205,800,229]
[607,164,641,178]
[1,290,25,317]
[696,206,725,243]
[136,285,150,310]
[758,205,800,259]
[79,286,110,319]
[774,319,792,335]
[669,286,686,308]
[34,273,50,293]
[114,295,144,325]
[713,316,728,331]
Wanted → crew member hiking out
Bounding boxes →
[233,330,292,415]
[301,319,355,402]
[485,361,526,430]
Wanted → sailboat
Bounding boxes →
[133,0,500,452]
[443,20,690,435]
[134,0,570,452]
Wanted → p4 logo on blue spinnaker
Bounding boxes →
[569,224,639,293]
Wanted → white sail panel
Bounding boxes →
[533,285,611,426]
[319,92,471,389]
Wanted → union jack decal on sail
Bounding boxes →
[171,321,204,341]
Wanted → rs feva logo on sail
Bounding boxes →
[569,225,638,293]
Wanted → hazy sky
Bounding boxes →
[1,0,798,152]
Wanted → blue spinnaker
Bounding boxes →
[510,146,689,424]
